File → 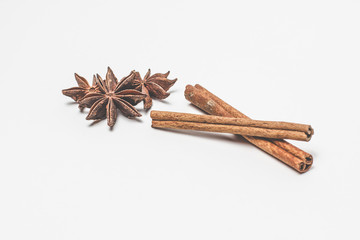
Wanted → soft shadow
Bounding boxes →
[117,112,144,123]
[66,101,78,106]
[138,108,151,114]
[157,99,171,105]
[233,134,249,143]
[153,127,250,145]
[89,119,104,127]
[87,113,144,128]
[131,117,143,123]
[65,101,87,113]
[305,165,315,173]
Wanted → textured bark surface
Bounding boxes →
[151,110,313,141]
[184,84,313,173]
[152,120,310,141]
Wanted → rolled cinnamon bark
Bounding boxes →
[151,110,313,141]
[152,120,310,141]
[193,84,314,162]
[184,84,313,173]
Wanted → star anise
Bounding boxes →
[132,69,177,109]
[62,73,100,102]
[62,73,100,110]
[79,67,146,127]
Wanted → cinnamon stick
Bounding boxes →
[150,111,313,141]
[193,84,314,162]
[184,84,313,173]
[151,111,313,141]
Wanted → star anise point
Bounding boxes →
[63,73,100,103]
[132,70,177,109]
[79,68,146,127]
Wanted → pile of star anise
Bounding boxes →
[62,67,177,127]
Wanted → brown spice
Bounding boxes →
[79,67,146,127]
[132,69,177,110]
[184,84,313,173]
[150,110,313,141]
[62,74,100,109]
[193,84,313,162]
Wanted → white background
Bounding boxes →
[1,0,359,239]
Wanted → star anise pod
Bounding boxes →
[132,69,177,109]
[62,73,100,101]
[79,67,146,127]
[62,73,100,109]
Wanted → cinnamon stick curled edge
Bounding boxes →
[151,111,313,141]
[184,84,313,173]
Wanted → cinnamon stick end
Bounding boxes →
[184,85,195,99]
[298,155,313,173]
[309,126,314,136]
[299,161,313,173]
[305,126,314,142]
